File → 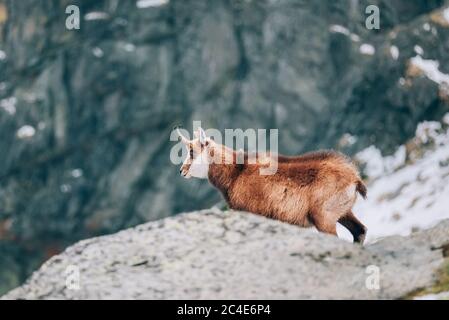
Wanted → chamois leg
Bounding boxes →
[338,211,367,244]
[311,212,338,237]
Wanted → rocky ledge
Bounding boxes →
[2,209,449,300]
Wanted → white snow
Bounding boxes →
[329,25,349,34]
[350,34,360,42]
[136,0,169,8]
[355,146,384,178]
[0,97,17,115]
[329,25,360,42]
[444,114,449,125]
[359,44,375,55]
[92,47,104,58]
[71,169,84,178]
[0,50,6,60]
[338,115,449,243]
[84,12,109,21]
[415,121,442,144]
[423,23,431,32]
[410,55,449,86]
[356,145,406,179]
[443,7,449,23]
[414,45,424,55]
[17,125,36,139]
[339,133,357,147]
[390,46,399,60]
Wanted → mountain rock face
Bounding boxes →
[1,0,449,294]
[3,209,449,300]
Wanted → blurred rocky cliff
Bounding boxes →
[1,0,449,294]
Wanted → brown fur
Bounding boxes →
[205,144,368,243]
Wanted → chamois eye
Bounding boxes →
[189,149,194,159]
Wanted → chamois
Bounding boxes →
[176,127,368,244]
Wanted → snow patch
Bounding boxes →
[92,47,104,58]
[136,0,169,8]
[414,45,424,55]
[444,7,449,23]
[356,146,384,178]
[17,125,36,139]
[410,55,449,86]
[84,12,109,21]
[343,114,449,243]
[356,145,406,179]
[415,121,442,144]
[71,169,84,178]
[339,133,358,147]
[0,50,6,60]
[443,114,449,125]
[329,25,360,42]
[390,46,399,60]
[0,97,17,115]
[360,44,375,55]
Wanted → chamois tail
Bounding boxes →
[356,180,367,199]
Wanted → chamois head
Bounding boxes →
[176,127,213,179]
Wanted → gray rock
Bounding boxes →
[3,209,449,300]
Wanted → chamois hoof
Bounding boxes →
[355,231,367,245]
